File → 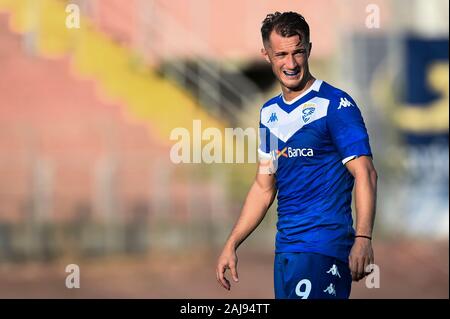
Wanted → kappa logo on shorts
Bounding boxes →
[326,264,341,278]
[323,283,336,296]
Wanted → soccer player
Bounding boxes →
[215,11,378,299]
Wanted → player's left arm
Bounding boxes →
[345,155,378,282]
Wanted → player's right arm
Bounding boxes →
[216,160,277,290]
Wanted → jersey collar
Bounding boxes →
[281,79,323,105]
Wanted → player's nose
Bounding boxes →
[285,55,298,69]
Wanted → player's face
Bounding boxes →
[262,31,312,92]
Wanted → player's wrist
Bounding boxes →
[354,235,372,240]
[225,240,239,251]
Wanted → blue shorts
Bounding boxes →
[274,252,352,299]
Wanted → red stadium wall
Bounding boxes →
[0,13,174,223]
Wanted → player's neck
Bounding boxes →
[282,75,316,103]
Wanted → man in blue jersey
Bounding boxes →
[216,11,378,299]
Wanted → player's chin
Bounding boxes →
[282,80,303,91]
[279,75,302,88]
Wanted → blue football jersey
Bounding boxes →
[259,80,372,263]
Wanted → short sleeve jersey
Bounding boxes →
[259,80,372,262]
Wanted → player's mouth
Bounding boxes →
[282,69,300,78]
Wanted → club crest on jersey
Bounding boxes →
[301,103,316,123]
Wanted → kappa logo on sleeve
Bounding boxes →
[337,97,354,109]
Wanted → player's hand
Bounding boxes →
[216,247,239,290]
[349,237,374,282]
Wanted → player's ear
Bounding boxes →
[261,47,271,64]
[308,42,312,58]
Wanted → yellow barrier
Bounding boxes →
[0,0,226,142]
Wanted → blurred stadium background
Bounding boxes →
[0,0,448,298]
